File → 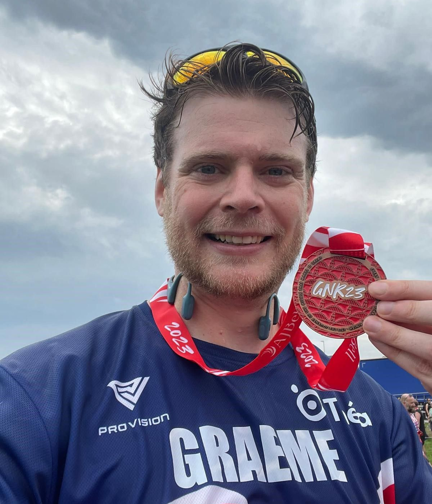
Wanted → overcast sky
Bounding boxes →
[1,0,431,360]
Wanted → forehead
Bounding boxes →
[171,94,308,164]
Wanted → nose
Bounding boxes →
[219,165,264,214]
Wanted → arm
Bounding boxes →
[0,366,53,503]
[363,280,432,394]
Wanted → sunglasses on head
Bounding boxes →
[171,47,308,90]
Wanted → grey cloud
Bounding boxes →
[3,1,431,156]
[0,19,173,358]
[0,223,68,260]
[1,0,277,63]
[310,58,432,155]
[0,248,171,358]
[309,136,432,283]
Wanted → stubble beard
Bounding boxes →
[163,198,306,301]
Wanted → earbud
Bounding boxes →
[167,274,183,305]
[167,273,195,320]
[181,282,195,320]
[258,294,280,340]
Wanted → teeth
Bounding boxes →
[213,234,265,245]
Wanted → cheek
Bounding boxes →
[276,197,305,222]
[172,186,215,224]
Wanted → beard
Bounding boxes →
[163,198,306,301]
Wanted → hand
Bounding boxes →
[363,280,432,394]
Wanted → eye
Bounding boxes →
[267,167,289,176]
[197,164,218,175]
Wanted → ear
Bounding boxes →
[155,168,165,217]
[305,179,314,222]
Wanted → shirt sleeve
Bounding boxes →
[391,395,432,502]
[0,366,53,504]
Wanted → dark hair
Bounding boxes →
[140,43,317,181]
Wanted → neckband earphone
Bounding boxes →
[166,273,279,340]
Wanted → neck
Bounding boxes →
[174,276,280,353]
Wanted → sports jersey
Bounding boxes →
[1,301,431,503]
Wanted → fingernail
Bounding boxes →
[363,317,382,334]
[377,301,394,316]
[369,281,388,297]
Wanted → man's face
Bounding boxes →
[155,94,314,300]
[404,396,417,413]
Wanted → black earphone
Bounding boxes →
[258,293,280,340]
[167,273,195,320]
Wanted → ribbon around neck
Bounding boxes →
[148,227,382,392]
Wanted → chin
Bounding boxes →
[194,268,285,301]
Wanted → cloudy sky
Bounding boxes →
[1,0,431,360]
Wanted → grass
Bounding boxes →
[424,422,432,462]
[425,440,432,462]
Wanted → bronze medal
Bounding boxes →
[292,248,386,339]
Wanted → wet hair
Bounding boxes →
[140,43,317,182]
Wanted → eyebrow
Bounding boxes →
[256,153,305,168]
[179,151,305,171]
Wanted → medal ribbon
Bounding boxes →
[148,227,375,390]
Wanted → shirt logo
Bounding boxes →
[107,376,150,410]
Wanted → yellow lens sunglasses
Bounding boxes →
[171,47,307,90]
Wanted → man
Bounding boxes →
[415,399,427,444]
[400,394,424,444]
[1,43,432,503]
[426,398,432,431]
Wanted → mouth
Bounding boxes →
[206,234,271,245]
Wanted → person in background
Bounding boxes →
[415,399,427,445]
[401,394,423,444]
[426,398,432,432]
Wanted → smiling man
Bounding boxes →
[157,93,313,352]
[1,43,432,503]
[159,95,312,299]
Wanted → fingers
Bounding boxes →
[363,278,432,395]
[374,299,432,328]
[363,316,429,355]
[364,314,432,394]
[368,280,432,301]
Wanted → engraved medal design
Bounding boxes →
[292,248,386,339]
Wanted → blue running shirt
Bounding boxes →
[1,302,431,503]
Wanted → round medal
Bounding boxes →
[292,248,386,339]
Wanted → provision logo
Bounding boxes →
[107,376,150,410]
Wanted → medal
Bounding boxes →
[293,248,386,339]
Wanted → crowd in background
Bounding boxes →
[399,395,432,460]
